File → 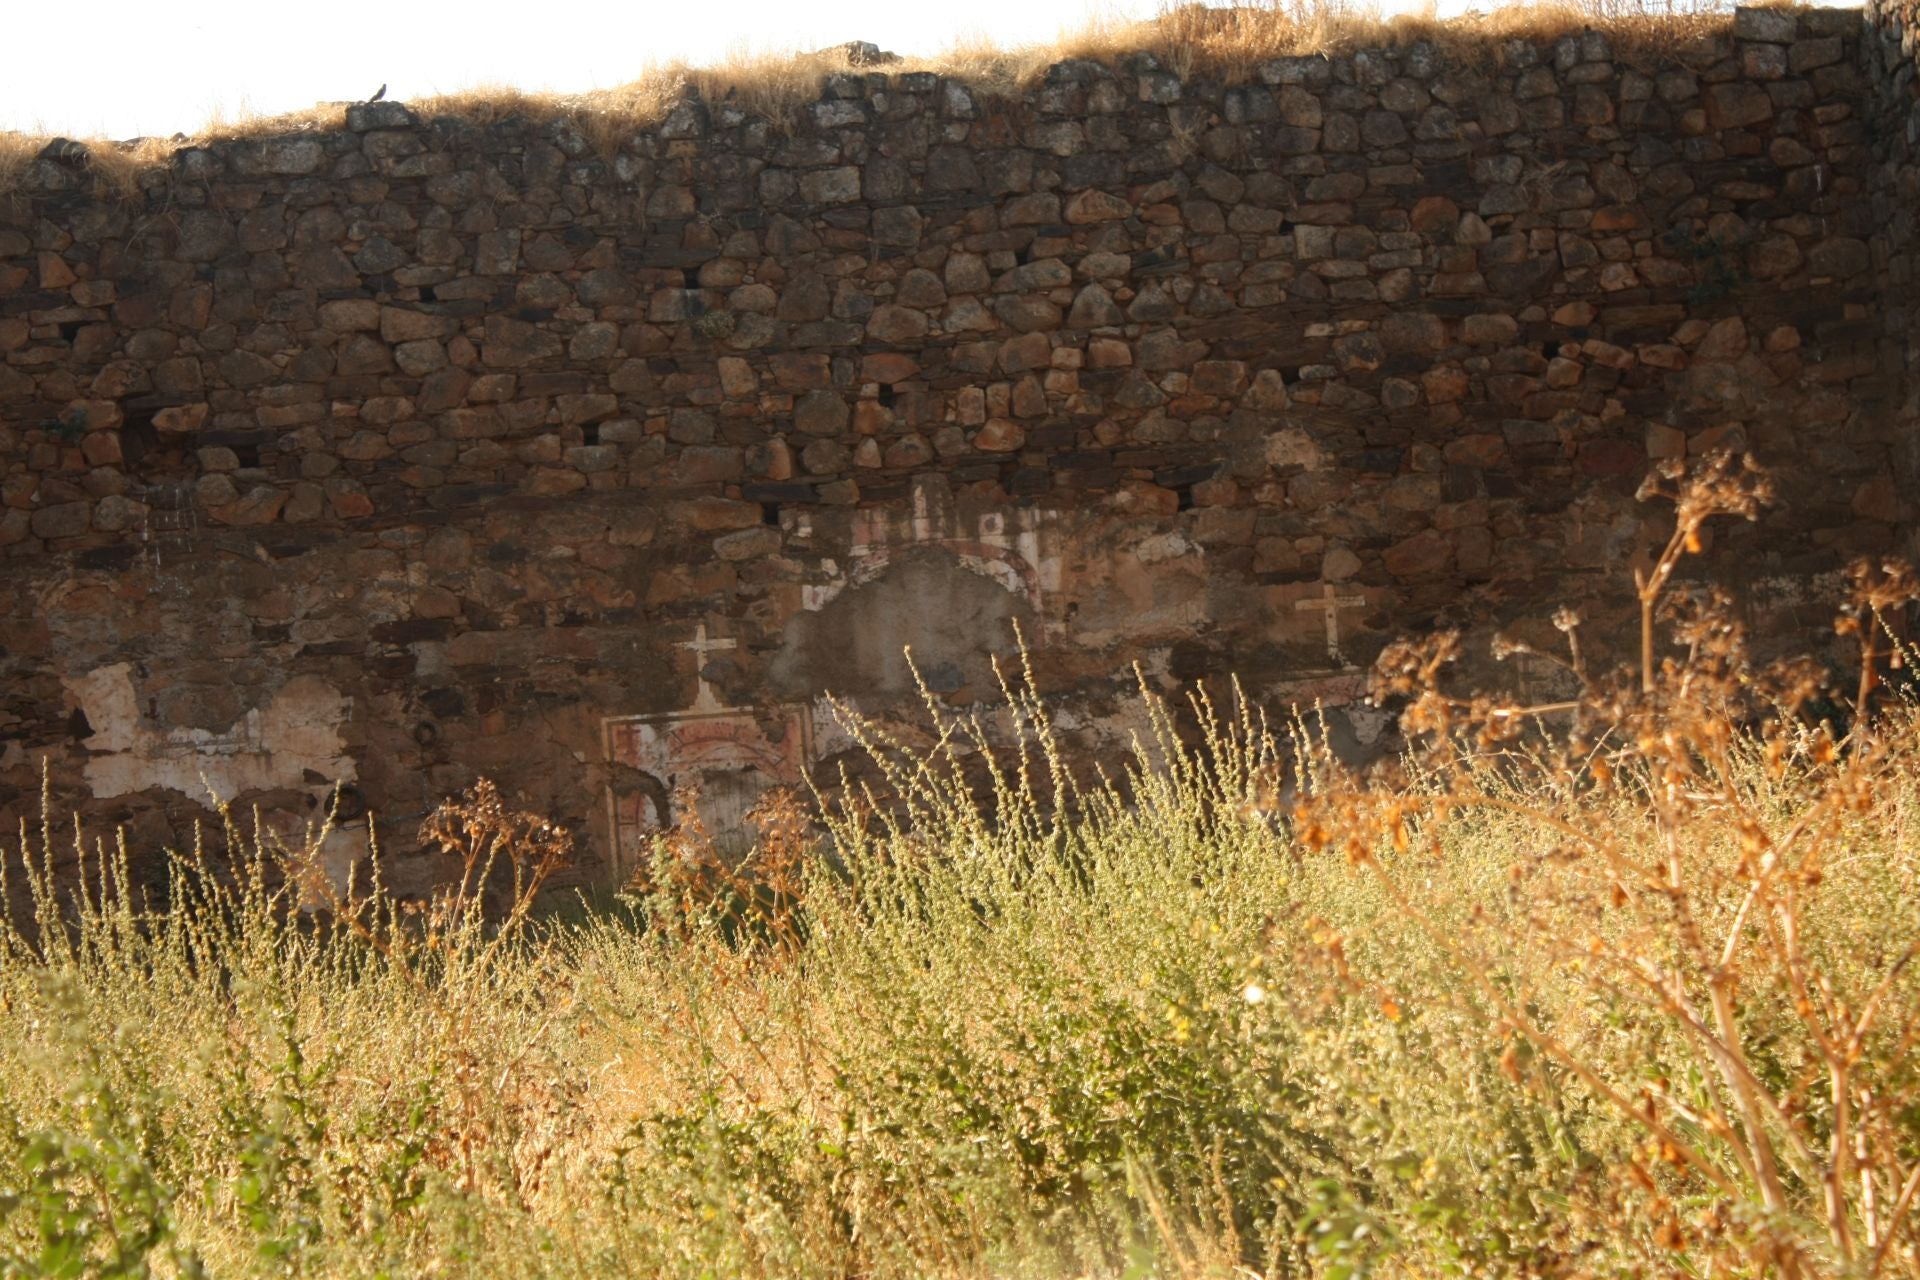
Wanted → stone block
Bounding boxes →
[1733,6,1797,42]
[380,307,452,343]
[320,300,381,333]
[482,316,560,367]
[29,501,90,539]
[1808,236,1871,278]
[713,526,782,561]
[867,305,930,343]
[1064,189,1132,223]
[799,167,862,203]
[1383,528,1451,578]
[793,390,849,436]
[974,419,1025,452]
[347,102,418,131]
[215,485,289,525]
[1704,82,1773,128]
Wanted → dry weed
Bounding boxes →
[628,784,816,955]
[415,776,572,934]
[1301,453,1920,1274]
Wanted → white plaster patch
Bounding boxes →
[801,485,1057,627]
[1347,703,1390,747]
[284,825,371,910]
[64,664,354,803]
[1133,531,1199,564]
[807,696,859,761]
[1753,570,1847,610]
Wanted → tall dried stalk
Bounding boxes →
[1306,452,1920,1273]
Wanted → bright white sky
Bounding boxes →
[4,0,1853,141]
[6,0,1429,140]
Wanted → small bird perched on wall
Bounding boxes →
[368,84,387,103]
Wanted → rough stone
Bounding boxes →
[867,305,930,343]
[975,419,1026,452]
[794,390,850,435]
[0,7,1902,889]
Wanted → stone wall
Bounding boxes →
[0,6,1908,888]
[1869,0,1920,486]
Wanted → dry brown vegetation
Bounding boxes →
[2,454,1918,1277]
[0,104,349,200]
[2,0,1738,198]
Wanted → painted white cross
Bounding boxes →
[1294,582,1367,669]
[677,622,737,713]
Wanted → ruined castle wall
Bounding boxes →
[1869,0,1920,485]
[0,7,1905,885]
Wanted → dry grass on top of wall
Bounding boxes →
[0,104,351,201]
[1057,0,1734,81]
[2,0,1743,200]
[369,0,1743,139]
